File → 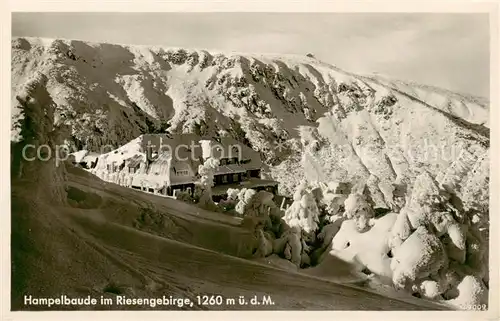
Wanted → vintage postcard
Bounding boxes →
[2,1,498,320]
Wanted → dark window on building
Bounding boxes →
[220,158,227,165]
[249,169,260,178]
[233,173,239,182]
[222,175,228,184]
[266,186,276,193]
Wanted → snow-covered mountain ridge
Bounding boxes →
[11,37,489,202]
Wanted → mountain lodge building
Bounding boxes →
[97,134,278,199]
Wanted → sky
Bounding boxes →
[12,12,490,98]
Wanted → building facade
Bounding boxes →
[98,134,278,199]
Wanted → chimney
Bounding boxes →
[146,140,153,162]
[199,140,213,160]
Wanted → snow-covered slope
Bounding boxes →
[11,37,489,203]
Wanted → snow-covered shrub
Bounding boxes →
[283,184,320,234]
[317,222,342,248]
[390,226,447,290]
[447,275,488,310]
[312,181,349,218]
[350,181,377,208]
[442,223,467,264]
[325,181,350,194]
[404,171,449,227]
[343,193,375,232]
[217,199,238,213]
[176,190,195,204]
[321,193,347,217]
[213,188,241,214]
[329,213,397,284]
[273,226,304,267]
[236,189,277,231]
[235,188,256,216]
[387,210,412,251]
[414,279,442,300]
[252,228,274,258]
[402,172,471,259]
[184,183,202,203]
[227,188,240,201]
[246,191,276,219]
[310,220,344,265]
[461,153,489,215]
[388,169,488,305]
[464,229,488,278]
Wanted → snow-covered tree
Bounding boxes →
[11,71,70,204]
[390,225,448,290]
[283,182,320,234]
[386,171,489,308]
[235,188,256,216]
[226,188,240,201]
[343,192,375,232]
[388,209,412,251]
[447,275,488,309]
[311,181,349,219]
[252,228,274,258]
[328,213,397,284]
[197,157,219,211]
[273,226,304,267]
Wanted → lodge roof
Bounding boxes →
[170,175,196,186]
[214,164,247,175]
[140,133,262,176]
[126,154,144,168]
